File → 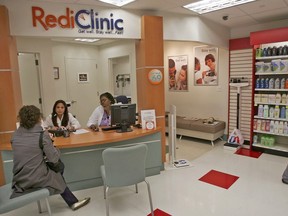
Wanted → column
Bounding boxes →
[136,16,166,162]
[0,5,22,185]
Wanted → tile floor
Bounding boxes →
[3,137,288,216]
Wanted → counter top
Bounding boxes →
[0,127,162,150]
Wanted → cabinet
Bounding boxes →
[252,44,288,155]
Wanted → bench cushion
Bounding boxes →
[166,116,225,133]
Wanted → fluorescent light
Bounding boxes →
[98,0,135,7]
[183,0,256,14]
[75,38,100,43]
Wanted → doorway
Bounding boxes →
[65,58,99,126]
[17,52,43,111]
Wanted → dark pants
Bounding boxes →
[60,187,78,206]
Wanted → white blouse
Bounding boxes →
[43,113,81,129]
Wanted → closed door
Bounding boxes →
[65,58,99,127]
[18,53,42,111]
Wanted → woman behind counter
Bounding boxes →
[10,105,90,210]
[44,100,81,131]
[87,92,115,131]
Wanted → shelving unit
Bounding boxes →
[252,42,288,156]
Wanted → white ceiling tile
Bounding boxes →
[237,0,288,15]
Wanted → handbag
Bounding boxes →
[39,131,65,173]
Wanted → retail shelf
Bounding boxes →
[254,102,288,106]
[255,89,288,92]
[255,72,288,75]
[254,116,288,121]
[252,143,288,152]
[253,130,288,137]
[256,55,288,60]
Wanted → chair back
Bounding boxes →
[102,144,148,187]
[115,95,129,104]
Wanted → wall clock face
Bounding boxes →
[148,69,163,85]
[77,10,91,27]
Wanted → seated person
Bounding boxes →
[87,92,115,131]
[43,100,81,131]
[11,105,90,210]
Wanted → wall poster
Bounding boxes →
[168,55,188,91]
[194,46,218,86]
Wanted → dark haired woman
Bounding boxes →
[87,92,115,131]
[44,100,81,131]
[11,105,90,210]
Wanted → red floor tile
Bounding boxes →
[235,148,262,158]
[199,169,239,189]
[147,208,172,216]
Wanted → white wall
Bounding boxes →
[164,41,229,132]
[98,40,137,103]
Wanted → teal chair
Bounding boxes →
[100,144,154,216]
[0,183,52,215]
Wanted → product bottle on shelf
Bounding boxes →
[269,78,274,89]
[265,78,269,89]
[257,119,262,131]
[282,93,287,104]
[285,78,288,89]
[270,120,275,133]
[265,120,270,132]
[261,120,266,131]
[269,106,274,118]
[286,106,288,119]
[253,119,257,130]
[275,93,281,103]
[280,106,286,118]
[274,121,279,134]
[258,104,264,117]
[281,78,286,89]
[274,105,280,118]
[263,105,269,118]
[279,121,284,134]
[275,78,280,89]
[284,122,288,134]
[256,78,260,88]
[261,78,265,89]
[253,134,258,144]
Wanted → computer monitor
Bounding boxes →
[110,103,136,133]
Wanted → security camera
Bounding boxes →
[222,15,229,21]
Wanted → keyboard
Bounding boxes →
[101,126,121,131]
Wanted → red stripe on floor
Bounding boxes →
[199,169,239,189]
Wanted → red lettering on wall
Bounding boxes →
[32,6,49,30]
[32,6,74,30]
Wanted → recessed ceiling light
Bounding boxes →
[98,0,136,7]
[183,0,256,14]
[75,38,100,43]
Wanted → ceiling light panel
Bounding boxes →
[98,0,136,7]
[183,0,256,14]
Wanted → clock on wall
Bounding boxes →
[148,69,163,85]
[76,10,91,28]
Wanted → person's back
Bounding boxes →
[11,105,90,211]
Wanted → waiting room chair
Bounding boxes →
[115,95,129,104]
[100,144,154,216]
[0,183,52,216]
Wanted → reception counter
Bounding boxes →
[0,127,163,191]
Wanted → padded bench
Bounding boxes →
[165,116,226,146]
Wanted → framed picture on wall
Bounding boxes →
[168,55,188,91]
[78,73,89,83]
[194,46,218,86]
